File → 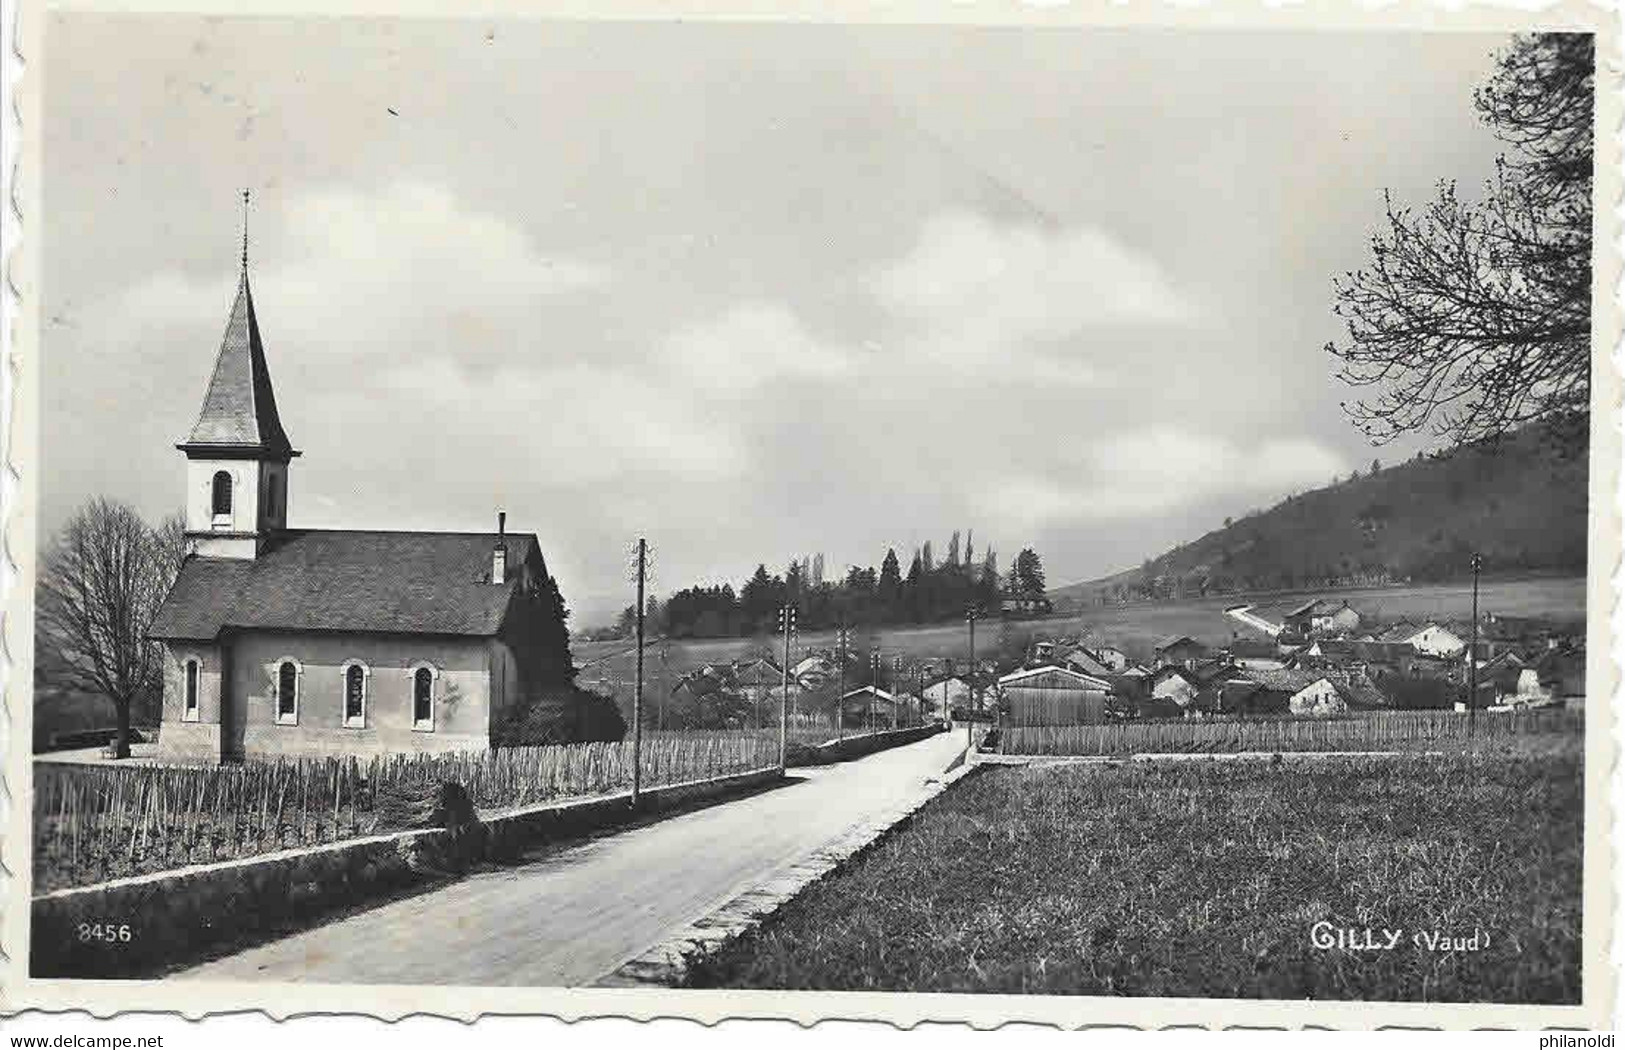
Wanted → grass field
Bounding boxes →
[576,577,1587,680]
[683,750,1583,1003]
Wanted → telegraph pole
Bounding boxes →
[657,641,669,731]
[897,656,910,731]
[835,625,850,742]
[778,604,796,769]
[966,606,979,750]
[1468,552,1482,738]
[870,649,880,733]
[633,538,646,805]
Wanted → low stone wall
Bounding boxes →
[31,767,783,979]
[788,723,944,767]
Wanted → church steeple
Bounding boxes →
[178,192,298,560]
[179,192,296,459]
[178,270,297,458]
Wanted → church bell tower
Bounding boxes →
[178,192,299,560]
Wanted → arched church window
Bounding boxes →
[342,662,369,728]
[183,658,201,722]
[211,471,233,526]
[412,666,435,730]
[276,659,300,725]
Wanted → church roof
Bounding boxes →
[180,272,297,458]
[151,529,540,641]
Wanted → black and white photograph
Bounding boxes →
[4,0,1616,1031]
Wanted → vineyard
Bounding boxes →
[34,730,778,892]
[1000,707,1583,757]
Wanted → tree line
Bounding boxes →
[605,532,1049,640]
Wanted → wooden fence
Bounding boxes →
[1001,707,1583,757]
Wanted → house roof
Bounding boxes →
[674,673,726,698]
[842,685,896,702]
[1284,599,1325,618]
[1153,635,1202,652]
[1189,660,1245,686]
[179,272,297,459]
[998,664,1111,690]
[733,657,786,684]
[151,529,539,641]
[1239,668,1324,693]
[1375,621,1421,643]
[1063,648,1113,676]
[1152,665,1201,686]
[1331,675,1388,709]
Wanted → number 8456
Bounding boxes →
[77,922,132,943]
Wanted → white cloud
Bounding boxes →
[872,210,1196,360]
[991,428,1346,525]
[116,181,609,364]
[375,358,745,484]
[101,182,751,496]
[661,302,854,391]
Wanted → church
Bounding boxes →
[150,240,576,762]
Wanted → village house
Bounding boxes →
[1237,668,1386,717]
[1226,639,1290,671]
[1062,647,1115,678]
[1403,623,1469,658]
[840,685,900,728]
[1280,599,1330,636]
[1001,589,1053,616]
[1152,635,1209,669]
[731,657,791,704]
[151,261,576,761]
[791,653,833,688]
[1372,619,1421,644]
[999,665,1112,725]
[1149,665,1201,713]
[1092,646,1130,672]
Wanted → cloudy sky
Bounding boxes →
[42,15,1511,623]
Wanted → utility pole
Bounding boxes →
[835,624,850,742]
[870,649,880,733]
[778,604,796,769]
[657,641,669,731]
[966,606,979,750]
[1468,552,1482,738]
[897,656,910,731]
[633,538,646,805]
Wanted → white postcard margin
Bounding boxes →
[1,0,1619,1030]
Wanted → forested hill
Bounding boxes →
[1058,425,1589,603]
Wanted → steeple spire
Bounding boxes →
[241,188,250,274]
[176,195,297,460]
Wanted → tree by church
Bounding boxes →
[37,499,185,758]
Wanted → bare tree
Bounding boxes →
[1327,33,1593,452]
[37,500,185,758]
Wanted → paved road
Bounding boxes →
[180,730,966,987]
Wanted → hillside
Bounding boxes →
[1057,425,1588,604]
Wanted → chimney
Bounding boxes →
[492,511,507,585]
